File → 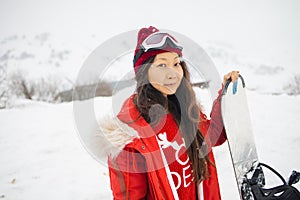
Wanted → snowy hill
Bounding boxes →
[1,31,299,104]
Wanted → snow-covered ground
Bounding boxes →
[0,91,299,200]
[1,0,300,199]
[0,99,111,199]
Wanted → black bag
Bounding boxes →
[242,163,300,200]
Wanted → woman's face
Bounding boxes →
[148,52,184,96]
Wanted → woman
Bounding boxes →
[100,26,239,200]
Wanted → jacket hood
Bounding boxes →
[97,95,143,159]
[97,113,139,159]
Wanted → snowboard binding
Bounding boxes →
[241,163,265,200]
[241,163,300,200]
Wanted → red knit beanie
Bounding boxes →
[133,26,183,74]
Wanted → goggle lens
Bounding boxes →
[144,33,174,45]
[141,32,182,52]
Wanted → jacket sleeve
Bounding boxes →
[108,146,148,200]
[199,87,227,147]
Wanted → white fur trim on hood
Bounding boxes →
[96,114,139,158]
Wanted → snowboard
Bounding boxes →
[221,75,260,200]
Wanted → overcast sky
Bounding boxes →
[1,0,299,72]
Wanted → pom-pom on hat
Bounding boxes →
[133,26,183,74]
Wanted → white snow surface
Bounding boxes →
[0,0,300,199]
[0,92,299,200]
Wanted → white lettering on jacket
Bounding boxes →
[157,132,192,189]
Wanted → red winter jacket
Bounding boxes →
[102,90,226,200]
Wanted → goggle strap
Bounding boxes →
[133,48,144,66]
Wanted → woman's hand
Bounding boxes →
[223,70,240,86]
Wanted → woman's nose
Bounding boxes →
[166,68,177,79]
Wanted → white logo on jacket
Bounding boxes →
[157,132,192,190]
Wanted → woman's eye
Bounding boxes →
[157,64,167,68]
[174,62,180,67]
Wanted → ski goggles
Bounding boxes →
[133,32,183,65]
[140,31,183,52]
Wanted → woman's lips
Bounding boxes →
[164,83,177,87]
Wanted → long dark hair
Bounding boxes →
[133,56,210,184]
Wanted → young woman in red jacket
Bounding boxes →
[100,26,239,200]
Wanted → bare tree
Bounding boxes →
[7,69,33,100]
[0,66,8,108]
[284,74,300,95]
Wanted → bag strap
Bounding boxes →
[258,163,287,185]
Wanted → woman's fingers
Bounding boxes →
[223,70,240,85]
[231,70,239,82]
